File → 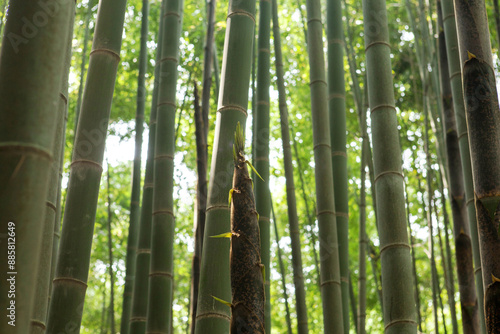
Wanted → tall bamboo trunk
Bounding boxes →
[194,1,256,332]
[454,0,500,331]
[146,0,183,332]
[29,14,74,334]
[254,0,272,331]
[358,102,367,334]
[305,0,344,332]
[271,0,309,331]
[0,1,72,332]
[436,3,479,331]
[326,0,350,329]
[271,199,293,334]
[190,82,208,334]
[106,163,116,334]
[120,1,149,333]
[75,1,95,133]
[362,0,418,332]
[440,0,486,330]
[229,124,265,333]
[46,0,128,331]
[129,4,164,333]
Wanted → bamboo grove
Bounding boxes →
[4,0,500,332]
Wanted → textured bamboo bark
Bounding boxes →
[75,1,94,133]
[405,189,423,332]
[106,164,116,334]
[271,199,293,334]
[305,0,344,332]
[362,0,417,332]
[440,0,486,330]
[254,0,272,330]
[120,1,148,333]
[493,0,500,50]
[194,1,256,332]
[358,104,367,334]
[271,0,309,330]
[326,0,349,330]
[230,125,265,333]
[0,1,72,332]
[190,82,208,334]
[129,4,164,333]
[436,4,479,331]
[454,0,500,331]
[349,274,359,334]
[424,104,441,334]
[29,14,74,334]
[146,0,183,331]
[46,0,127,331]
[292,133,321,287]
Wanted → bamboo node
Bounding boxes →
[474,266,482,274]
[158,56,178,64]
[384,319,418,330]
[328,38,344,46]
[374,170,404,183]
[70,159,103,171]
[0,142,52,161]
[370,103,396,114]
[89,48,120,61]
[227,9,256,24]
[313,143,331,151]
[309,79,327,86]
[307,18,322,26]
[331,150,347,158]
[328,93,345,101]
[217,104,248,117]
[449,71,461,81]
[149,271,173,278]
[320,278,341,287]
[136,248,151,254]
[195,311,231,321]
[154,154,174,161]
[364,41,391,52]
[379,242,411,254]
[52,277,88,288]
[152,209,175,217]
[46,200,57,212]
[30,319,46,330]
[317,210,336,217]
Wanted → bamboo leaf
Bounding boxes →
[212,295,232,308]
[245,160,264,181]
[210,232,233,239]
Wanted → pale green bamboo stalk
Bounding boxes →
[0,1,73,333]
[362,0,417,332]
[440,0,486,330]
[106,162,116,334]
[272,0,309,330]
[254,0,272,330]
[75,0,94,133]
[194,1,256,332]
[120,1,149,333]
[271,198,293,334]
[358,102,367,334]
[129,3,164,332]
[305,0,344,332]
[30,13,74,334]
[326,0,349,330]
[146,0,183,331]
[46,0,128,330]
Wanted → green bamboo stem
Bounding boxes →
[129,4,164,333]
[326,0,349,330]
[436,5,478,331]
[358,103,367,334]
[305,0,344,332]
[270,198,293,334]
[439,0,486,331]
[75,0,94,133]
[291,131,321,288]
[189,82,207,334]
[29,13,74,334]
[120,2,149,333]
[405,186,423,332]
[201,0,216,142]
[272,0,309,330]
[106,162,116,334]
[349,274,359,334]
[194,1,256,332]
[146,0,183,331]
[454,0,500,331]
[424,98,440,334]
[46,0,128,330]
[254,0,272,330]
[0,1,73,332]
[362,0,417,332]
